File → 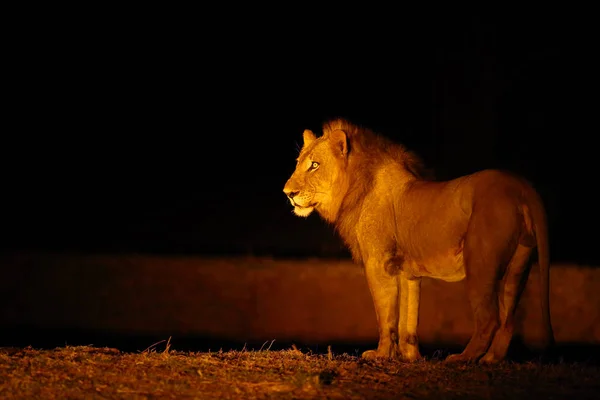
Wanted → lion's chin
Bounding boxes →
[293,206,315,218]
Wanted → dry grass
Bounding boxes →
[1,343,599,399]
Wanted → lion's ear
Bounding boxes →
[329,129,348,158]
[303,129,316,146]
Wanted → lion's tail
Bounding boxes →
[529,188,555,350]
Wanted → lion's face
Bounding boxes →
[283,129,348,219]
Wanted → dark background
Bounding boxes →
[2,7,597,265]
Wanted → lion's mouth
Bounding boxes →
[293,204,315,217]
[291,200,317,209]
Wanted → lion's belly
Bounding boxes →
[403,249,466,282]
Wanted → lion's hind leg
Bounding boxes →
[445,263,502,364]
[446,202,520,364]
[479,244,533,364]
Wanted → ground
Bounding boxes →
[1,345,599,399]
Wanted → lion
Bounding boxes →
[283,118,554,364]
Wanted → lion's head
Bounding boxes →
[282,125,350,221]
[283,119,431,224]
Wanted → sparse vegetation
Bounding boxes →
[1,344,599,399]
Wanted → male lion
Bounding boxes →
[283,118,554,364]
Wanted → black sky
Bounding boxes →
[2,8,597,263]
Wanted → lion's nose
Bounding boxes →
[283,188,299,200]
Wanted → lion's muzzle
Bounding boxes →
[283,189,299,202]
[283,179,301,205]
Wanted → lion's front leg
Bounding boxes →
[398,274,423,362]
[362,259,400,360]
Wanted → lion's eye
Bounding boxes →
[309,161,320,171]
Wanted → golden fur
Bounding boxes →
[283,118,554,364]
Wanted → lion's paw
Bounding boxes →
[362,349,398,360]
[361,350,381,360]
[444,353,476,364]
[479,352,503,365]
[399,346,423,363]
[402,352,424,363]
